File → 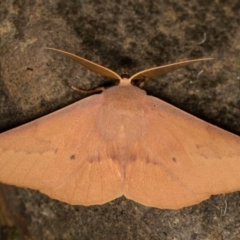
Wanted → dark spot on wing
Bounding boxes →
[145,155,158,164]
[146,155,154,164]
[70,154,75,160]
[88,153,102,163]
[88,158,93,163]
[172,157,177,162]
[96,153,101,162]
[152,158,159,165]
[129,154,137,161]
[109,153,118,161]
[108,151,137,162]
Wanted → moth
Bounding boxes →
[0,48,239,209]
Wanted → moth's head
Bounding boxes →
[118,73,145,88]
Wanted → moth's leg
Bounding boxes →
[131,77,146,88]
[71,86,105,94]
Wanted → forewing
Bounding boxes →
[123,96,240,209]
[0,95,122,205]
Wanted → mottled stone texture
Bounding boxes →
[0,0,240,239]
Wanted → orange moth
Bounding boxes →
[0,48,240,209]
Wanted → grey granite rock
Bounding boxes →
[0,0,240,239]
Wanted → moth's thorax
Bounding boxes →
[102,84,146,110]
[96,85,148,142]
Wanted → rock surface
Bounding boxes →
[0,1,240,239]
